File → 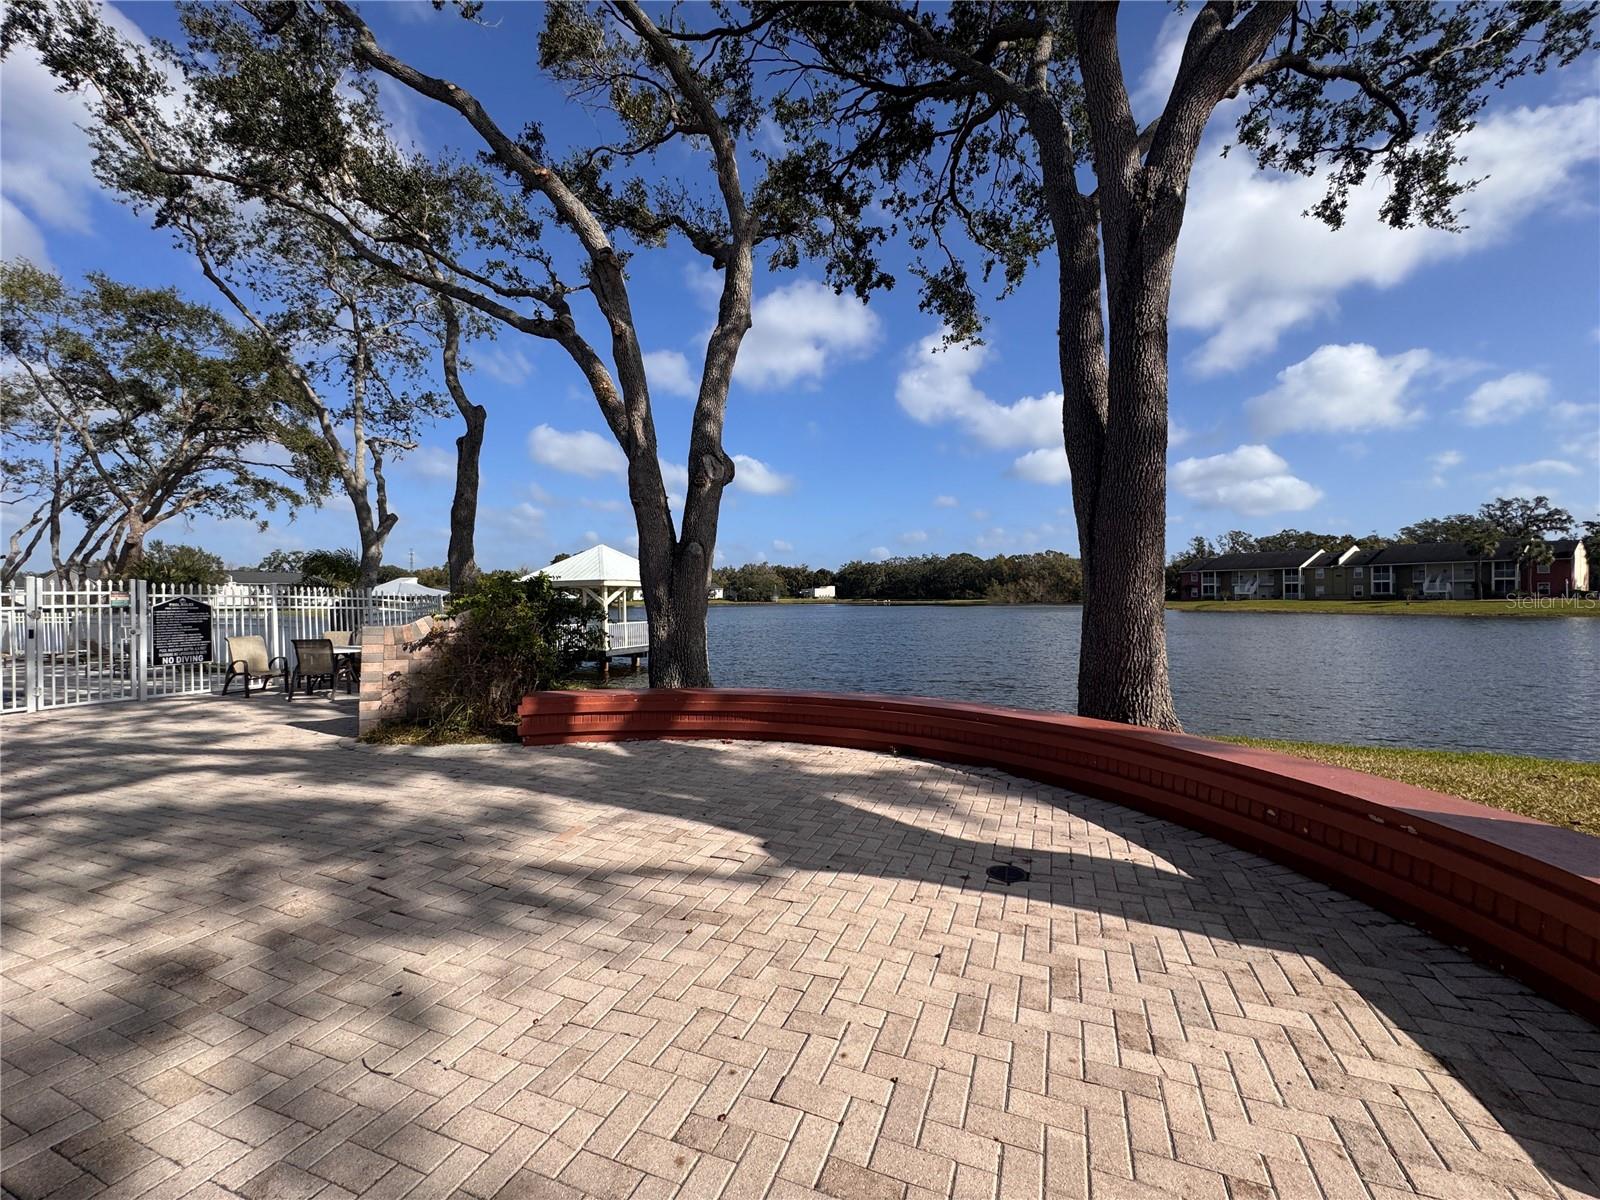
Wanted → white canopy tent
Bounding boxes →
[372,576,449,597]
[520,544,648,655]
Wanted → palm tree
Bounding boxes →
[1461,521,1501,601]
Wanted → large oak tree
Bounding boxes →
[1,262,327,582]
[762,0,1595,728]
[7,0,870,684]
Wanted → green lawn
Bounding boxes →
[1168,598,1600,617]
[1217,737,1600,834]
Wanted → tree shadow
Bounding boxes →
[2,701,1597,1197]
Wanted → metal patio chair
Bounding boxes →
[222,635,288,698]
[287,638,345,700]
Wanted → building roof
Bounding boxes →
[226,569,303,585]
[1362,538,1577,566]
[1189,548,1327,572]
[523,544,641,587]
[372,576,449,597]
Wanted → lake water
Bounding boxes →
[662,605,1600,761]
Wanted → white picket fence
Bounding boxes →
[0,578,444,714]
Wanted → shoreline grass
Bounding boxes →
[708,598,1598,615]
[1167,598,1599,617]
[1216,736,1600,834]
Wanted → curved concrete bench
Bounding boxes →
[519,688,1600,1021]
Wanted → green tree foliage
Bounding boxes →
[299,549,362,589]
[140,541,226,585]
[1479,494,1576,575]
[830,551,1082,603]
[414,573,601,734]
[0,263,326,583]
[2,5,453,587]
[722,562,784,601]
[257,549,307,573]
[413,565,451,590]
[1396,513,1492,544]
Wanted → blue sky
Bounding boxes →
[4,3,1598,572]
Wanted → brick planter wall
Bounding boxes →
[519,687,1600,1022]
[357,615,448,735]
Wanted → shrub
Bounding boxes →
[414,571,601,734]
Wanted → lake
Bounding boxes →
[656,605,1600,761]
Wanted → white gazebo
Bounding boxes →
[521,544,649,659]
[372,576,449,597]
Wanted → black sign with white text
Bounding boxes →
[151,597,213,665]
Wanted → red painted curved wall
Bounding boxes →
[519,688,1600,1021]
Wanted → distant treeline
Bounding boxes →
[714,551,1083,604]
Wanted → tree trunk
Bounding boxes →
[1076,428,1180,729]
[1077,189,1184,731]
[350,490,397,590]
[114,521,148,576]
[448,412,484,592]
[438,297,483,593]
[357,535,386,590]
[644,570,713,688]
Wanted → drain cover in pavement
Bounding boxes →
[986,863,1029,885]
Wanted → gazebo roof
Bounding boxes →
[372,576,449,597]
[522,544,641,588]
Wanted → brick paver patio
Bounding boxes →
[3,698,1597,1200]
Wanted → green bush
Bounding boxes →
[413,572,601,734]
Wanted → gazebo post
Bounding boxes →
[522,544,648,677]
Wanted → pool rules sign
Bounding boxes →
[151,596,214,665]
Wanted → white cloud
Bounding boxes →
[1549,400,1600,426]
[933,494,959,508]
[869,545,892,560]
[1175,97,1600,374]
[895,332,1061,450]
[1428,449,1463,487]
[1131,8,1196,124]
[1008,447,1073,484]
[1,5,176,265]
[643,349,697,398]
[734,280,881,389]
[1246,344,1432,435]
[1,196,51,269]
[657,458,689,489]
[1491,458,1581,478]
[1,42,102,241]
[772,539,793,553]
[658,458,688,513]
[472,345,534,386]
[1168,420,1192,450]
[730,454,793,495]
[581,497,625,512]
[1459,372,1551,425]
[372,73,426,152]
[527,424,626,478]
[1171,444,1322,515]
[899,530,928,545]
[481,501,546,539]
[400,445,455,481]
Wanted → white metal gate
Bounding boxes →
[1,578,444,715]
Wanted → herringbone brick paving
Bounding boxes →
[2,698,1597,1200]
